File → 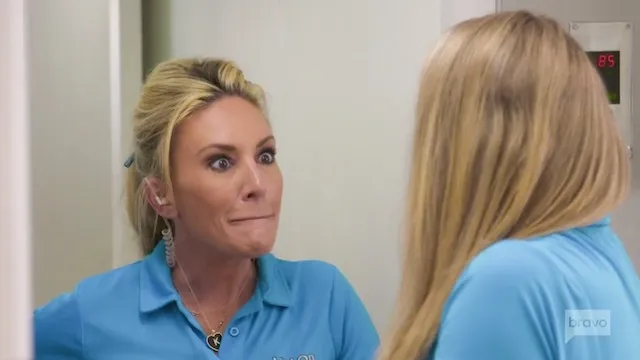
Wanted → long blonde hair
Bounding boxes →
[378,11,630,360]
[125,58,267,255]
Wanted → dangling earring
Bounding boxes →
[162,225,175,268]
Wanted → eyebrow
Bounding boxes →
[197,135,275,155]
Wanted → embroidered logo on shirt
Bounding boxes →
[272,355,315,360]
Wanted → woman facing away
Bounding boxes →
[34,58,379,359]
[378,10,640,360]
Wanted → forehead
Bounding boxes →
[174,96,272,152]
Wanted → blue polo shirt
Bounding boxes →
[34,242,380,359]
[430,218,640,360]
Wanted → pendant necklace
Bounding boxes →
[177,261,252,353]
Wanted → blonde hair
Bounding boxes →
[126,58,267,255]
[378,10,630,360]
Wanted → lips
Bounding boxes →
[229,215,274,223]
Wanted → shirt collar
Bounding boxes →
[589,215,611,227]
[139,240,292,314]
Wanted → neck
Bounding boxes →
[171,235,257,307]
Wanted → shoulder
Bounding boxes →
[275,257,342,284]
[446,237,566,315]
[34,290,83,358]
[454,225,618,297]
[70,260,145,306]
[433,237,568,359]
[35,261,144,315]
[269,256,359,300]
[34,262,144,357]
[460,237,560,287]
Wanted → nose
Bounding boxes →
[239,159,266,201]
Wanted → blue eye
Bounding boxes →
[209,156,233,170]
[259,149,276,164]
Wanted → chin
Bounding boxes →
[242,237,276,258]
[225,220,278,258]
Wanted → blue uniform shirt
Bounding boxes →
[34,242,380,359]
[431,218,640,360]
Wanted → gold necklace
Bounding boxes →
[177,262,252,352]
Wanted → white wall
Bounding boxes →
[110,0,144,268]
[441,0,499,30]
[141,0,476,331]
[0,0,32,358]
[29,0,142,307]
[0,0,141,356]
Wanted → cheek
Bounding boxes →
[173,176,236,219]
[267,167,284,203]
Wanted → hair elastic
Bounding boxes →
[123,153,135,168]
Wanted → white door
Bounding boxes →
[0,0,33,358]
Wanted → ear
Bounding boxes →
[143,177,177,219]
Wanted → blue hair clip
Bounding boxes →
[123,154,135,168]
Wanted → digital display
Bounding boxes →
[586,51,621,104]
